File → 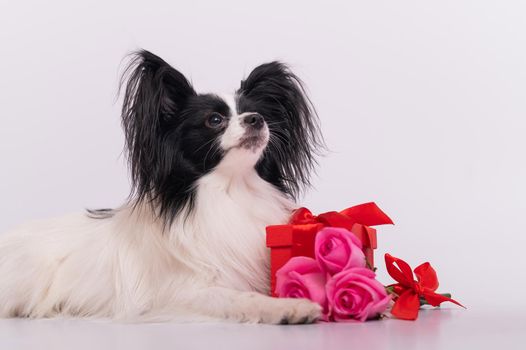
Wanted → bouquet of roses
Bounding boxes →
[269,204,463,321]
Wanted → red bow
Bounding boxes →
[290,202,394,228]
[385,254,464,320]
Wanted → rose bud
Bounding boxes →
[326,267,391,322]
[275,256,328,319]
[315,227,366,275]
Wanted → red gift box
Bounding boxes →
[266,202,393,296]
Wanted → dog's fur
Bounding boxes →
[0,51,323,323]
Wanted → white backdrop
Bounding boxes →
[1,1,525,311]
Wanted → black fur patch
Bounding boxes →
[118,50,231,224]
[237,61,324,198]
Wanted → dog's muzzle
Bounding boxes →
[239,113,268,150]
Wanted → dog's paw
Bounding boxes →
[257,297,322,325]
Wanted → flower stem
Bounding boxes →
[420,293,452,306]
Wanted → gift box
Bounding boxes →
[266,202,393,296]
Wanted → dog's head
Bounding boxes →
[121,50,323,221]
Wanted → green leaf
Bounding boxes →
[419,293,453,306]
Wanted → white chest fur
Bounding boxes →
[169,149,294,293]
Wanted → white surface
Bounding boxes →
[0,0,525,345]
[0,308,523,350]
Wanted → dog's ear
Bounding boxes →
[120,50,196,205]
[238,62,324,198]
[121,50,195,125]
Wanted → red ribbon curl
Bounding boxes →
[290,202,394,228]
[385,253,464,320]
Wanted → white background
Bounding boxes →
[1,0,525,316]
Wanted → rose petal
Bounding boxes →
[276,256,321,277]
[315,228,366,275]
[275,256,329,317]
[368,295,392,318]
[326,267,390,322]
[291,271,327,307]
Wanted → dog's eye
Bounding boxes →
[205,113,225,128]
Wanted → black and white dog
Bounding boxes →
[0,51,324,323]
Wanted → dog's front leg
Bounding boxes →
[186,287,322,324]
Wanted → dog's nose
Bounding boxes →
[242,113,264,130]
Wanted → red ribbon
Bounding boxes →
[385,254,464,320]
[290,202,394,229]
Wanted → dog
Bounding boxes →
[0,50,324,323]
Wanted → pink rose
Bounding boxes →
[326,267,391,322]
[315,227,366,275]
[275,256,328,318]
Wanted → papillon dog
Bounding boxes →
[0,50,324,323]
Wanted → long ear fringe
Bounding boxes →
[283,65,326,198]
[240,62,326,199]
[119,50,166,203]
[118,50,196,224]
